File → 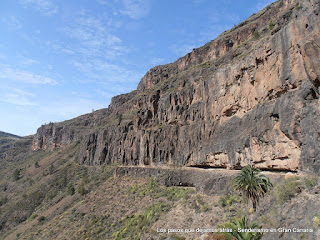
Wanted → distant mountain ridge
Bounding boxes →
[0,131,21,139]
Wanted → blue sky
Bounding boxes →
[0,0,275,136]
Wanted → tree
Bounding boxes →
[232,165,273,211]
[223,216,263,240]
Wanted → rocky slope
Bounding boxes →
[32,0,320,173]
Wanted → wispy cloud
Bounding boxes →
[120,0,152,19]
[19,0,58,16]
[0,65,57,85]
[57,12,142,88]
[61,15,128,59]
[2,16,22,30]
[18,56,39,67]
[69,59,142,84]
[1,88,36,106]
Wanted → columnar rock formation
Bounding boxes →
[32,0,320,173]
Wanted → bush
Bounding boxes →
[313,215,320,227]
[49,163,54,174]
[302,177,317,190]
[35,161,40,168]
[253,30,260,39]
[12,169,20,181]
[218,195,240,207]
[275,177,301,205]
[38,216,46,224]
[200,204,210,213]
[269,21,275,30]
[112,202,169,240]
[78,183,87,196]
[67,183,75,196]
[0,197,8,207]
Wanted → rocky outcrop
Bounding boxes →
[32,108,110,151]
[33,0,320,173]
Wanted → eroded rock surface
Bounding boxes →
[32,0,320,173]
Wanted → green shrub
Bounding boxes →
[112,202,169,240]
[222,216,263,240]
[302,176,317,190]
[275,177,301,205]
[78,183,87,196]
[170,234,186,240]
[200,204,210,213]
[12,169,20,181]
[313,215,320,227]
[35,161,40,168]
[218,196,227,207]
[67,183,75,196]
[165,187,193,201]
[269,21,275,30]
[0,197,8,207]
[253,30,260,39]
[38,216,46,224]
[218,194,240,207]
[49,163,54,174]
[128,178,194,201]
[30,214,38,220]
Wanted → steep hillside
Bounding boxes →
[32,0,320,173]
[0,143,319,240]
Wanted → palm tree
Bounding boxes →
[223,216,263,240]
[232,165,273,211]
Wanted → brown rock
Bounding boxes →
[32,0,320,174]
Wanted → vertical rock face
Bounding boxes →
[33,0,320,173]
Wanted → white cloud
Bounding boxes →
[69,59,142,84]
[18,56,39,67]
[2,16,22,30]
[19,0,58,16]
[120,0,152,19]
[1,88,36,106]
[61,15,128,59]
[0,65,57,85]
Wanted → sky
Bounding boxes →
[0,0,275,136]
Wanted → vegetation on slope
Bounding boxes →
[0,142,319,240]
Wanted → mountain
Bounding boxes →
[33,0,320,174]
[1,0,320,239]
[0,131,21,139]
[0,131,21,159]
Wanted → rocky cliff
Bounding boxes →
[32,0,320,173]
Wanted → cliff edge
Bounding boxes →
[32,0,320,173]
